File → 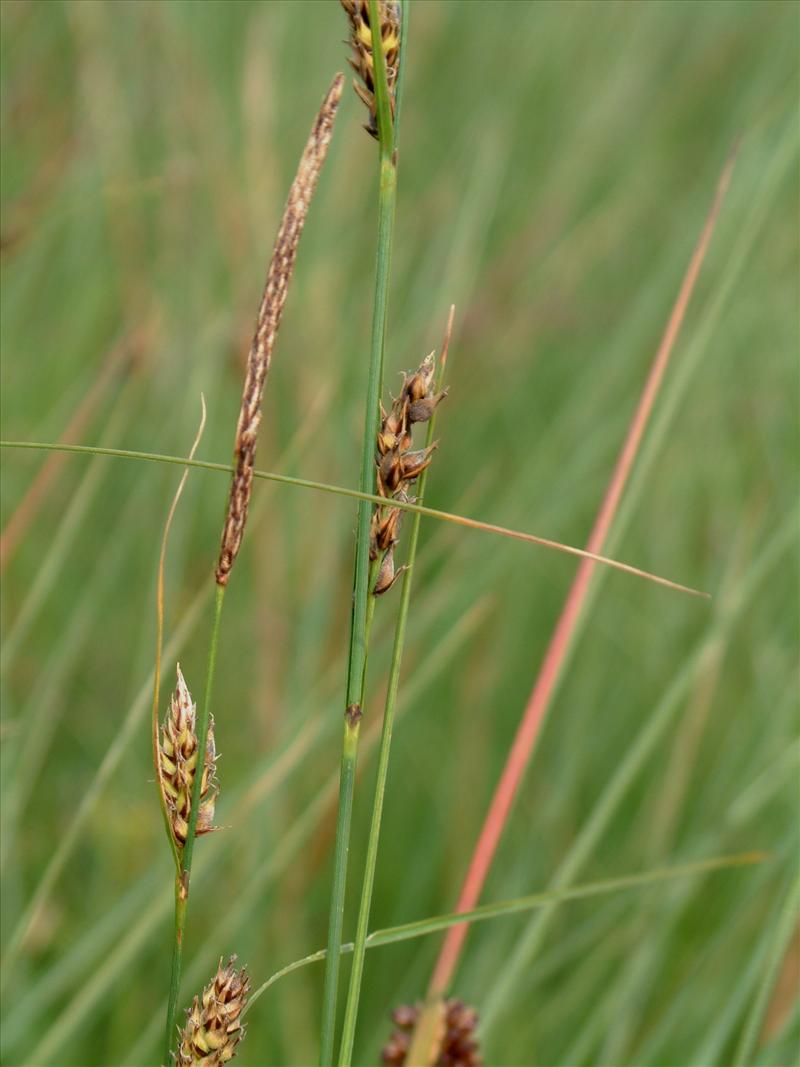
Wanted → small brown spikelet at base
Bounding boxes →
[340,0,401,139]
[215,74,344,586]
[382,998,483,1067]
[158,665,218,849]
[176,955,250,1066]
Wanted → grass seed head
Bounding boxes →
[370,351,446,593]
[215,74,343,586]
[158,665,218,849]
[340,0,401,139]
[382,998,482,1067]
[176,955,250,1066]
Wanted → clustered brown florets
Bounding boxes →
[381,999,483,1067]
[176,956,250,1066]
[340,0,401,140]
[370,353,447,595]
[158,665,218,849]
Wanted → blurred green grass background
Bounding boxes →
[1,1,798,1065]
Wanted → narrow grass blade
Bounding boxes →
[0,330,129,572]
[247,852,765,1013]
[426,143,737,1000]
[152,397,207,872]
[0,440,708,598]
[732,874,800,1067]
[480,510,797,1033]
[0,389,134,673]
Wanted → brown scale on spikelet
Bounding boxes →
[381,999,482,1067]
[158,665,218,849]
[176,955,250,1066]
[369,352,447,595]
[340,0,401,140]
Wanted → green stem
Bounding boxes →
[732,873,800,1067]
[163,583,225,1064]
[319,4,401,1062]
[320,562,379,1066]
[338,338,444,1065]
[163,875,187,1065]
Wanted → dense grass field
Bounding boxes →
[1,2,798,1065]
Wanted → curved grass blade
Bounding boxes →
[246,852,765,1014]
[0,441,708,598]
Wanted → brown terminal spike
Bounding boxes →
[215,74,343,587]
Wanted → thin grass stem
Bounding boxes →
[338,310,454,1066]
[0,440,708,598]
[732,873,800,1067]
[319,4,401,1061]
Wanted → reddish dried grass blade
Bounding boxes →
[428,143,739,997]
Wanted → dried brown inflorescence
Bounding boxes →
[158,665,217,849]
[370,352,447,595]
[215,74,344,586]
[176,955,250,1066]
[340,0,401,139]
[382,999,483,1067]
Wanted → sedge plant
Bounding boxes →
[157,76,344,1063]
[320,3,406,1063]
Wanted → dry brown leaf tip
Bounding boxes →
[340,0,401,139]
[176,955,250,1066]
[158,665,218,849]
